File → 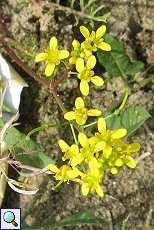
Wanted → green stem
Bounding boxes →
[113,87,129,115]
[54,180,63,189]
[84,87,129,129]
[70,123,78,145]
[69,72,78,75]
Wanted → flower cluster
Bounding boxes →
[34,25,141,198]
[70,25,111,96]
[34,25,110,96]
[49,118,140,197]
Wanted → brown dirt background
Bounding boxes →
[1,0,154,229]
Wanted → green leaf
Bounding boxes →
[97,34,144,79]
[121,223,127,230]
[4,127,54,168]
[24,209,108,229]
[92,12,111,22]
[80,0,84,10]
[107,106,151,137]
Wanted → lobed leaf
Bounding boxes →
[107,106,151,137]
[24,209,108,229]
[4,127,54,168]
[97,34,144,79]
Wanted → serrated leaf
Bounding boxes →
[107,106,150,137]
[4,127,54,168]
[97,34,145,79]
[24,209,108,229]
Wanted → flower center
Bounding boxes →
[76,107,87,119]
[47,48,60,65]
[80,69,94,81]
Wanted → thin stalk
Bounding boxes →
[50,90,67,114]
[70,123,78,145]
[84,87,129,129]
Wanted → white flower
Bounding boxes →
[0,54,28,114]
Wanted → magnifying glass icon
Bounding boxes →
[3,211,18,227]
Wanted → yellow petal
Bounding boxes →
[95,184,104,198]
[72,39,80,48]
[78,132,88,147]
[75,97,85,109]
[70,144,79,155]
[81,183,90,196]
[71,154,83,167]
[58,139,69,152]
[49,36,58,49]
[45,63,55,77]
[112,129,127,139]
[126,156,136,168]
[98,117,106,133]
[115,158,123,167]
[76,115,87,125]
[87,109,101,116]
[67,168,80,179]
[96,25,106,38]
[128,143,141,152]
[104,144,112,158]
[49,164,59,173]
[88,136,97,145]
[64,111,75,121]
[81,41,91,50]
[87,55,96,69]
[94,141,106,152]
[97,42,111,51]
[80,26,90,38]
[84,49,92,57]
[59,50,69,59]
[80,80,89,96]
[111,167,118,174]
[35,52,47,62]
[69,57,76,64]
[91,76,104,86]
[76,58,85,73]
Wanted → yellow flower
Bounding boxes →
[69,39,91,65]
[78,132,96,163]
[98,135,140,174]
[81,158,104,197]
[64,97,101,125]
[35,36,69,77]
[95,118,127,158]
[80,25,111,53]
[49,164,81,182]
[113,141,140,169]
[76,56,104,96]
[58,139,83,167]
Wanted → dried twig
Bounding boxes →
[136,152,151,164]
